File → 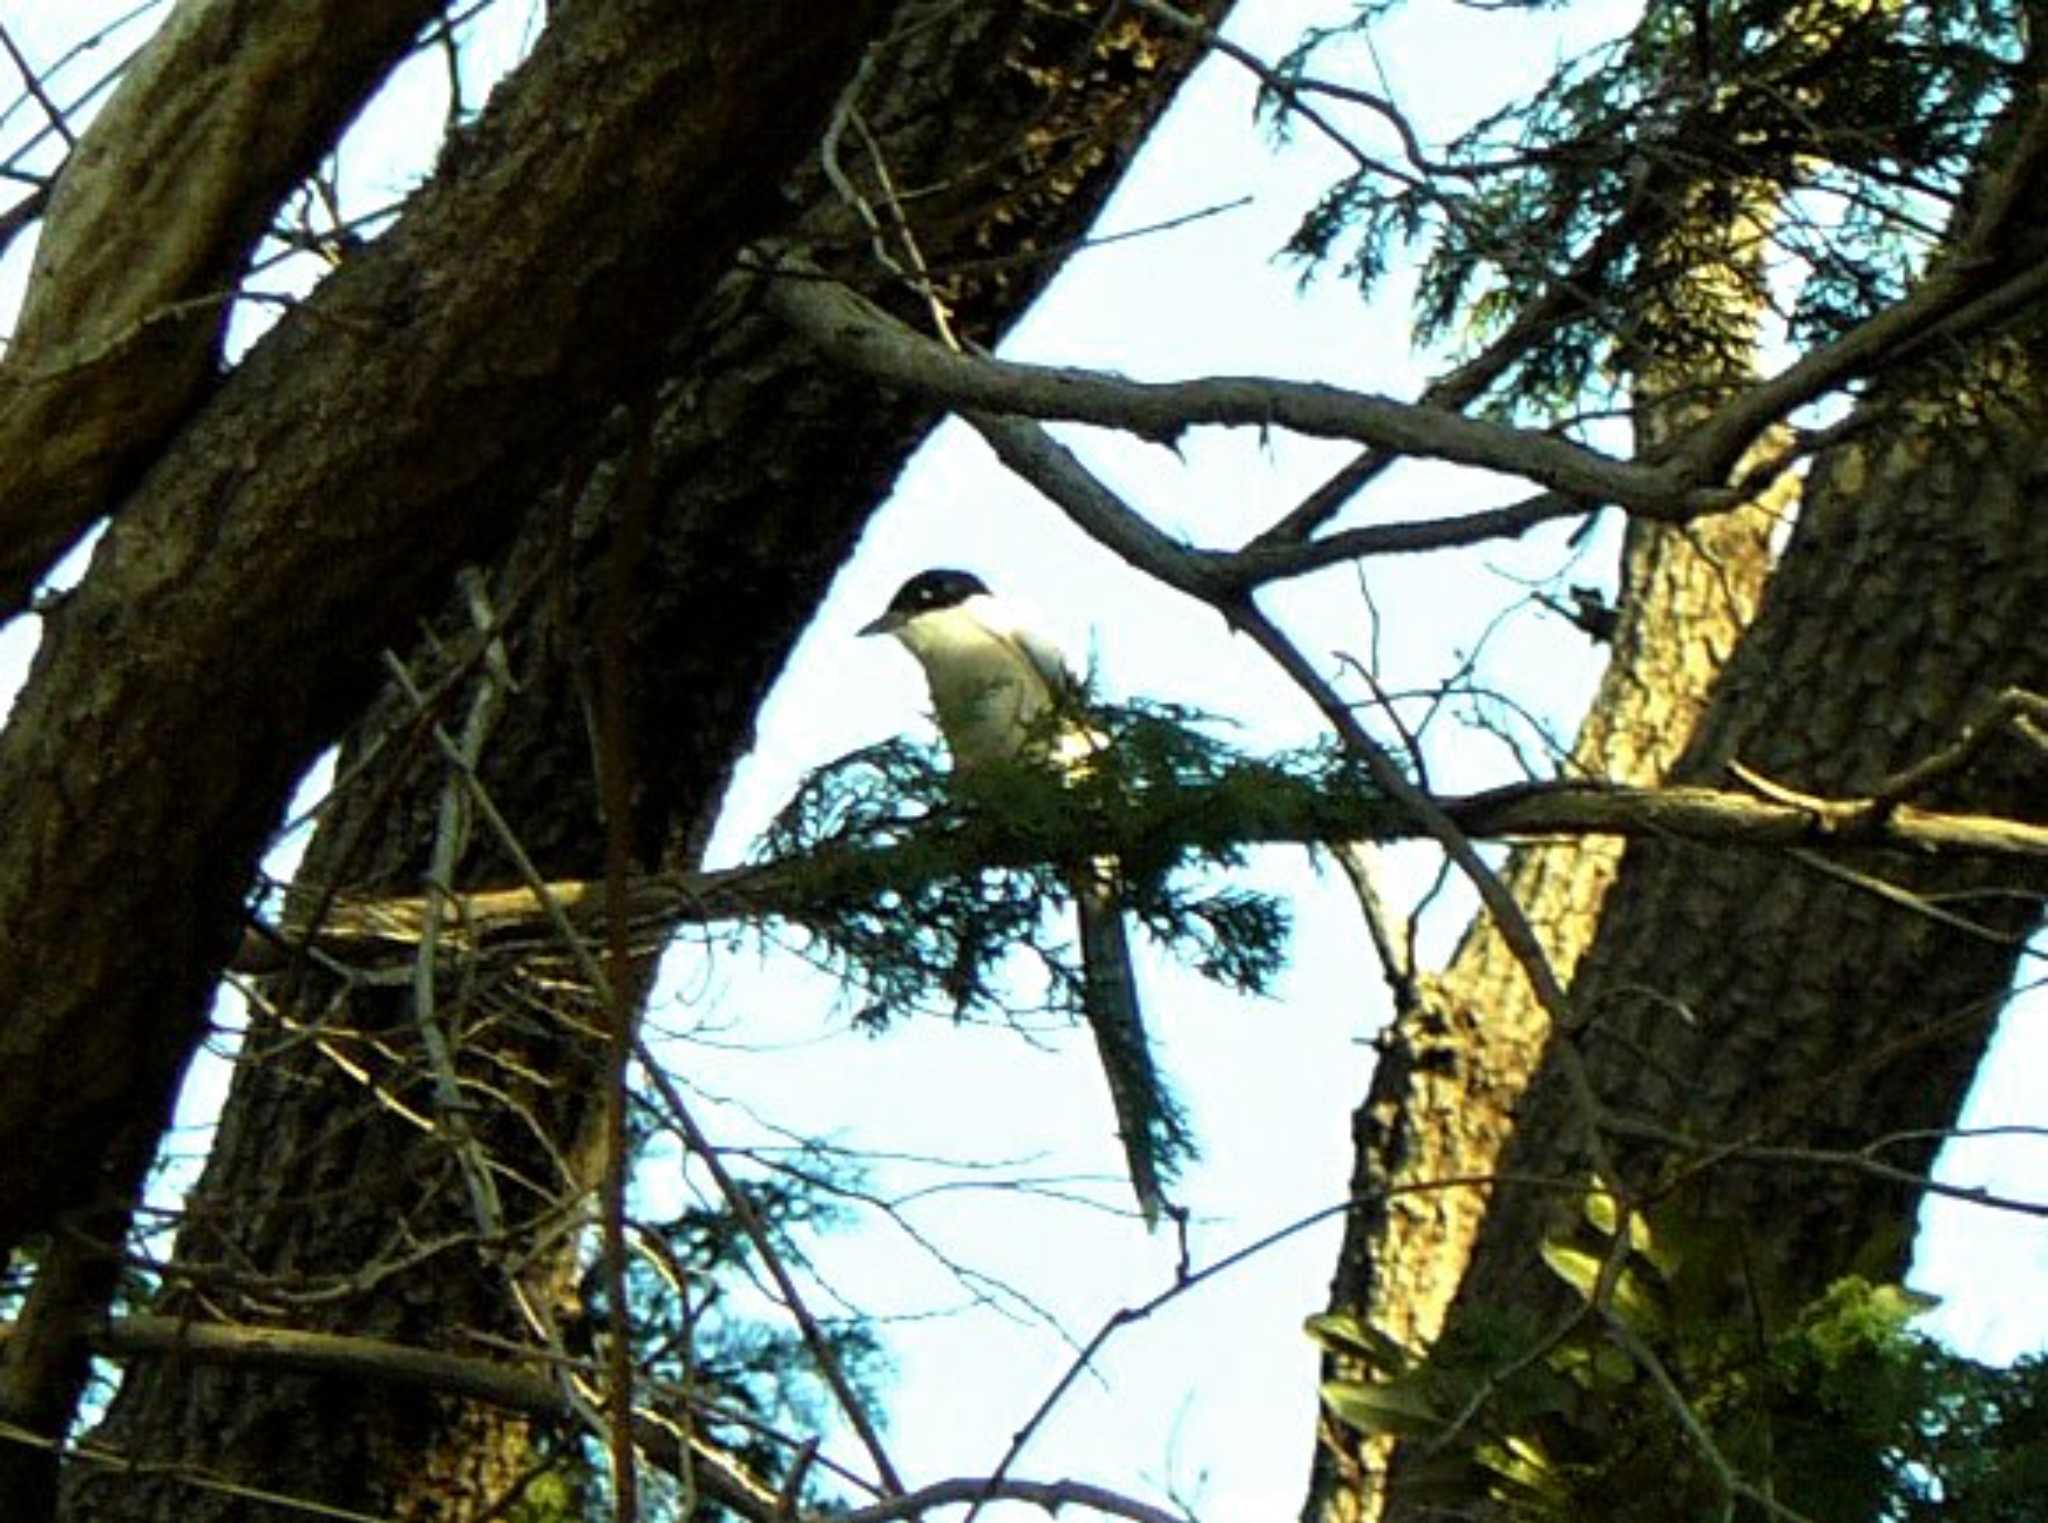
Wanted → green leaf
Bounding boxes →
[1539,1239,1667,1336]
[1869,1281,1940,1322]
[1475,1434,1571,1506]
[1321,1377,1443,1438]
[1540,1239,1605,1303]
[1551,1337,1638,1392]
[1582,1180,1663,1264]
[1304,1312,1414,1375]
[1582,1180,1621,1238]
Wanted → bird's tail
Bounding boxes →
[1072,858,1193,1230]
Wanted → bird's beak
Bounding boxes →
[858,611,902,638]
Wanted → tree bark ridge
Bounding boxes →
[0,0,446,618]
[48,4,1235,1520]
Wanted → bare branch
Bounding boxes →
[845,1476,1186,1523]
[0,174,46,265]
[1604,1116,2048,1220]
[0,24,74,148]
[0,1315,780,1518]
[1,1303,1204,1523]
[234,772,2048,974]
[773,243,2048,542]
[637,1055,907,1499]
[767,272,1704,512]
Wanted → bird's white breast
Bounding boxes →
[892,606,1060,770]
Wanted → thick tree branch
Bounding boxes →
[768,273,1706,512]
[0,0,447,619]
[0,1315,1182,1523]
[772,241,2048,545]
[971,404,1599,602]
[0,0,896,1259]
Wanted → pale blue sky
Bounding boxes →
[1,2,2041,1518]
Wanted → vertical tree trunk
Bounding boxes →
[1311,484,1783,1523]
[1440,375,2048,1332]
[2,0,900,1512]
[1306,52,1795,1523]
[1360,80,2048,1516]
[0,0,893,1273]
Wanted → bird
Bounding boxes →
[860,567,1186,1228]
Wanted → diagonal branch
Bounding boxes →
[0,0,448,620]
[639,1056,907,1499]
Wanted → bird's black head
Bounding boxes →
[883,568,989,617]
[860,568,992,639]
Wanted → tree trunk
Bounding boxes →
[1302,7,2042,1512]
[1,0,898,1511]
[0,0,893,1274]
[0,0,445,619]
[1440,373,2048,1329]
[1309,501,1780,1522]
[49,4,1231,1520]
[1306,63,1796,1523]
[1366,253,2048,1523]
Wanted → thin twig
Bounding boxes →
[1603,1116,2048,1219]
[637,1057,907,1499]
[0,23,76,147]
[964,1173,1581,1523]
[595,402,660,1523]
[380,637,509,1240]
[1868,687,2048,807]
[1603,1314,1819,1523]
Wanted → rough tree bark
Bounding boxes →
[1347,102,2048,1523]
[0,0,899,1512]
[1310,16,2047,1522]
[0,0,893,1270]
[0,0,446,619]
[1432,362,2048,1315]
[1309,501,1781,1520]
[40,4,1232,1521]
[1306,56,1795,1523]
[0,13,444,1504]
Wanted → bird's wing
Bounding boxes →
[967,595,1084,703]
[1009,623,1084,702]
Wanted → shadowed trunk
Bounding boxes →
[40,4,1232,1519]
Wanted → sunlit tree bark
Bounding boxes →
[1311,30,2048,1520]
[1306,20,1795,1513]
